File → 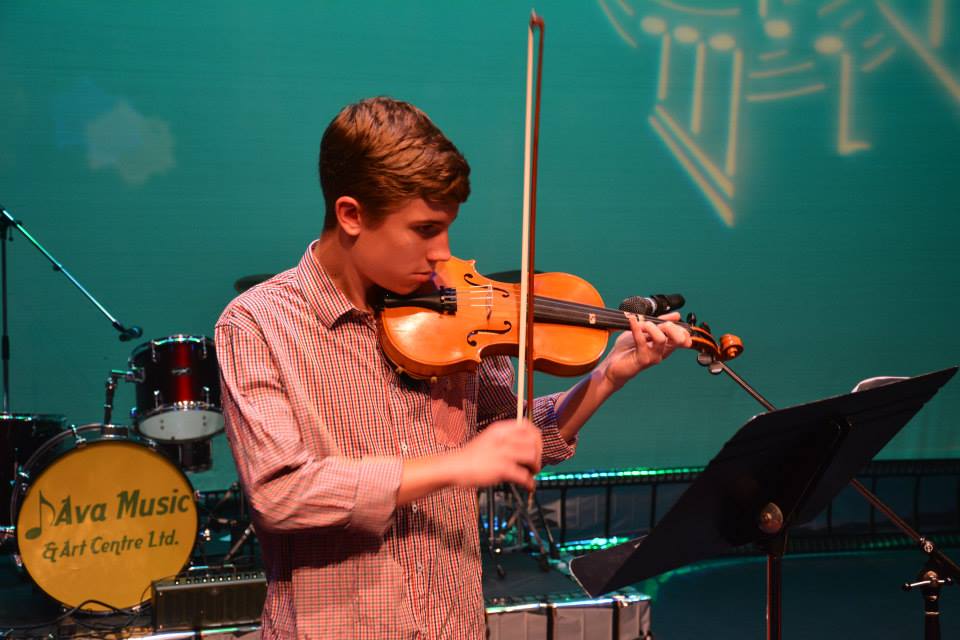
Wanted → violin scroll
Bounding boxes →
[685,313,743,363]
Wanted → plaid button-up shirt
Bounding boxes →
[215,243,576,639]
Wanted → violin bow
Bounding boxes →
[517,11,545,427]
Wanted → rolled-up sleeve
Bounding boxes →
[476,356,577,466]
[215,319,403,537]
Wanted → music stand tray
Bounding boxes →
[570,367,957,598]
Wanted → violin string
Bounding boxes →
[454,300,712,347]
[460,299,696,334]
[458,303,707,346]
[459,289,659,323]
[453,286,696,328]
[455,289,694,332]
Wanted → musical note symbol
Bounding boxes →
[24,490,55,540]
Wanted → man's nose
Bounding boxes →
[427,233,451,264]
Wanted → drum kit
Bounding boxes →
[0,203,271,616]
[2,334,227,612]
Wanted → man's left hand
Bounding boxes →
[602,312,693,390]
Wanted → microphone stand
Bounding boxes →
[695,347,959,640]
[0,204,143,412]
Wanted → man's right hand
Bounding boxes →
[397,419,543,505]
[451,419,543,491]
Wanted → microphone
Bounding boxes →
[618,293,685,317]
[118,325,143,342]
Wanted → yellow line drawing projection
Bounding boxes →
[597,0,959,227]
[649,116,735,226]
[652,0,741,17]
[760,49,789,60]
[861,45,897,72]
[838,53,871,153]
[746,83,828,102]
[864,32,885,48]
[929,0,944,48]
[749,61,816,78]
[655,105,734,197]
[599,0,639,47]
[691,42,706,133]
[842,10,866,29]
[658,34,672,99]
[819,0,851,19]
[877,0,960,103]
[725,48,743,176]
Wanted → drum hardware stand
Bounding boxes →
[694,349,960,640]
[222,523,256,564]
[905,560,954,640]
[102,369,141,424]
[194,483,258,567]
[0,204,144,411]
[506,484,557,568]
[196,483,240,563]
[482,483,557,578]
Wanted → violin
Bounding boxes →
[377,256,743,380]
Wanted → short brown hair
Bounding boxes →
[319,97,471,231]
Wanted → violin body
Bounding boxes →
[378,257,743,381]
[378,257,610,380]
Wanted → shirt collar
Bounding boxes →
[296,240,362,329]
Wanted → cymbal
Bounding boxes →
[233,273,275,293]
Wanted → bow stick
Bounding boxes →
[517,11,545,427]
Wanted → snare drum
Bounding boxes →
[130,335,223,442]
[1,414,65,528]
[12,424,197,611]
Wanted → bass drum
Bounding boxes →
[0,413,65,528]
[11,424,197,612]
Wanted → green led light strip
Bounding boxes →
[537,465,705,483]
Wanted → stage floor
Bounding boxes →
[650,547,960,639]
[1,547,958,638]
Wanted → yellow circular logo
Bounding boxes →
[16,440,197,611]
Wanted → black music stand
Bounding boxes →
[569,367,958,638]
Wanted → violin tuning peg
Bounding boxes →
[686,312,697,326]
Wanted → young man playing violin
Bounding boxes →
[214,96,691,639]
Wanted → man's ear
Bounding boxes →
[334,196,363,237]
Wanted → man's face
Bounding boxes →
[352,198,458,294]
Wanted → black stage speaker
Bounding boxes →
[151,571,267,631]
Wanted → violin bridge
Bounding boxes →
[588,313,597,325]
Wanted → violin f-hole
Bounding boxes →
[466,321,513,346]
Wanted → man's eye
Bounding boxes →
[415,225,439,237]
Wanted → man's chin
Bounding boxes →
[384,281,430,296]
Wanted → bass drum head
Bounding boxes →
[14,427,197,611]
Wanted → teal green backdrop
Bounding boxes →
[1,1,958,490]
